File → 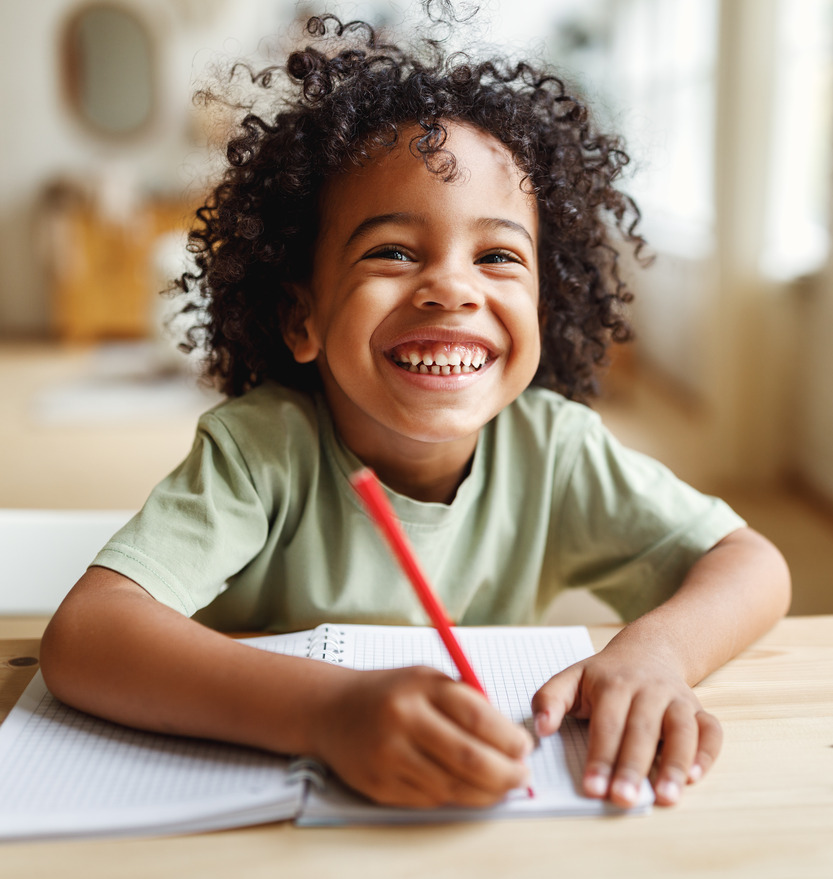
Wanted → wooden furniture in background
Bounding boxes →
[42,185,196,342]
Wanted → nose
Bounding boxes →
[412,261,484,311]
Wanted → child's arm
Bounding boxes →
[40,566,532,808]
[531,527,790,808]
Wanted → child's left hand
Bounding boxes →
[530,642,722,808]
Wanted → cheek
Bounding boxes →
[512,297,542,349]
[318,305,380,374]
[511,306,543,385]
[521,335,542,383]
[330,284,400,346]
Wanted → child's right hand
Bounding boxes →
[308,666,533,808]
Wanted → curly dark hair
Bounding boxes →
[175,11,647,401]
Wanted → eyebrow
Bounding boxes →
[473,217,536,248]
[344,213,422,250]
[344,212,535,250]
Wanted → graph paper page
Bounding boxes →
[0,628,314,841]
[296,625,653,823]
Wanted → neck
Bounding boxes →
[343,431,478,504]
[371,445,477,504]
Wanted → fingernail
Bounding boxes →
[610,778,638,805]
[584,772,609,797]
[688,763,703,783]
[533,710,549,737]
[655,778,680,804]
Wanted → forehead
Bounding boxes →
[318,121,537,232]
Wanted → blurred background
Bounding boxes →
[0,0,831,616]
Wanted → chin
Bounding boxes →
[390,416,487,446]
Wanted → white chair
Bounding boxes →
[0,509,134,614]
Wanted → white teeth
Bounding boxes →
[392,345,490,374]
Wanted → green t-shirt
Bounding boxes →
[93,382,745,632]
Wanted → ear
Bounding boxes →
[281,283,320,364]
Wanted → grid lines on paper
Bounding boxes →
[0,679,287,813]
[340,626,592,799]
[341,626,588,719]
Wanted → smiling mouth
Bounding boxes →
[388,342,491,375]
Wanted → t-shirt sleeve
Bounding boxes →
[91,412,269,617]
[552,414,747,622]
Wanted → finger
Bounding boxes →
[410,743,527,807]
[435,680,534,760]
[652,700,699,806]
[381,746,513,809]
[607,692,664,808]
[530,663,583,737]
[688,709,723,783]
[581,684,634,799]
[413,702,531,796]
[351,733,507,809]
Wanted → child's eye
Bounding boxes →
[477,250,520,265]
[365,247,412,262]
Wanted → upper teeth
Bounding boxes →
[392,344,488,375]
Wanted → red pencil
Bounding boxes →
[351,468,535,799]
[349,467,487,697]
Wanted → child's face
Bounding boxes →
[287,120,540,468]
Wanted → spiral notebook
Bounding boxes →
[0,625,652,841]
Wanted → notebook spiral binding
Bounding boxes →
[307,625,345,664]
[282,626,346,794]
[287,756,328,791]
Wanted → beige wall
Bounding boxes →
[0,0,291,334]
[795,264,833,502]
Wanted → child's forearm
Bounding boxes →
[606,527,791,684]
[531,526,790,808]
[40,566,532,808]
[40,566,348,756]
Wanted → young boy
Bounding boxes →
[40,14,790,812]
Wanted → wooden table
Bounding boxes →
[1,616,831,879]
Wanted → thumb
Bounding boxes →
[530,662,583,738]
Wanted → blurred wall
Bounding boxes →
[0,0,292,335]
[796,257,833,502]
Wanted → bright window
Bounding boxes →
[762,0,833,280]
[604,0,719,257]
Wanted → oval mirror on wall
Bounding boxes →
[62,3,155,138]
